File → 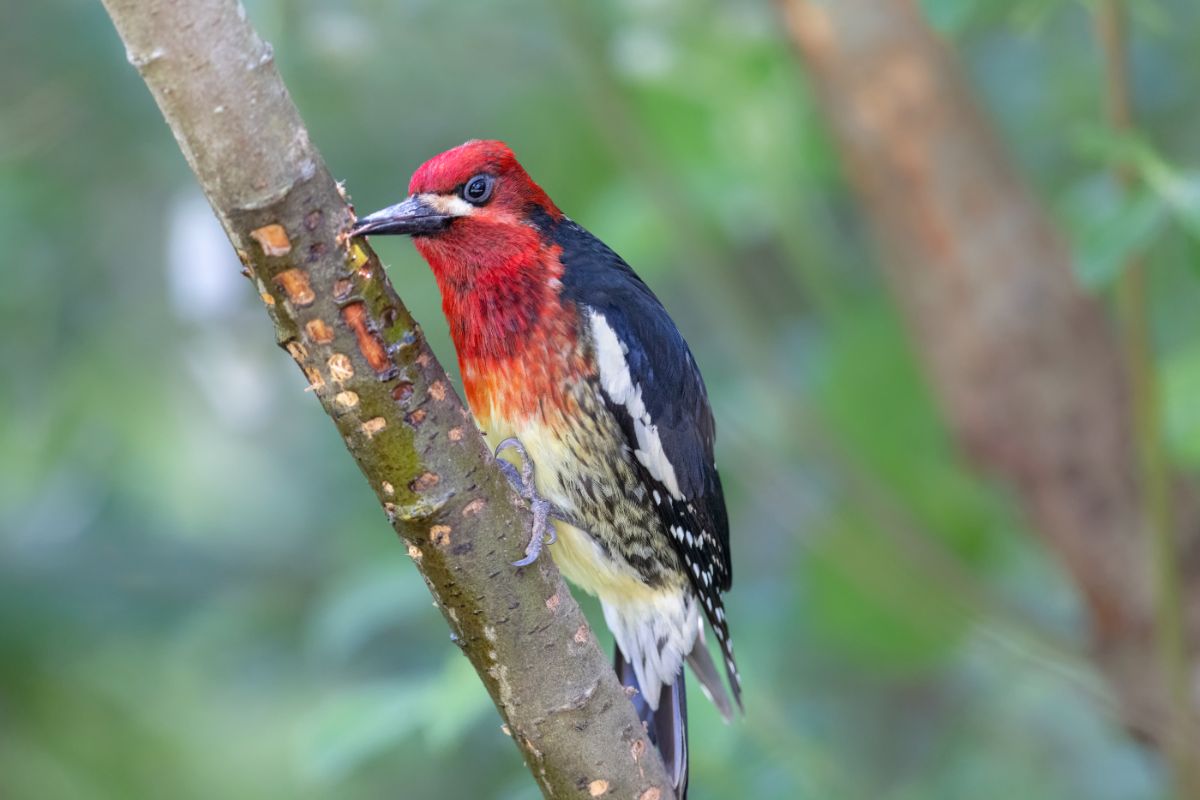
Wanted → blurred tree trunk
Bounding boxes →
[97,1,671,797]
[778,0,1198,773]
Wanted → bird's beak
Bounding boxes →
[351,195,451,237]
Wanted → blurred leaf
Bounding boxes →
[1073,125,1200,240]
[1129,0,1170,33]
[804,508,968,669]
[1060,178,1167,288]
[300,681,427,784]
[815,308,1001,564]
[1148,168,1200,239]
[306,563,428,665]
[297,655,491,785]
[1008,0,1068,31]
[920,0,986,34]
[1072,125,1155,168]
[920,0,1072,34]
[1162,342,1200,467]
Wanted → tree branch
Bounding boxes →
[777,0,1198,750]
[98,1,670,796]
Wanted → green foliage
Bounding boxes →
[1162,342,1200,466]
[2,0,1197,797]
[297,656,491,784]
[805,508,970,669]
[1063,178,1167,288]
[1072,125,1200,241]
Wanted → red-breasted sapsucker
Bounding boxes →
[353,140,740,797]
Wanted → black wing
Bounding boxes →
[550,218,731,584]
[549,216,740,702]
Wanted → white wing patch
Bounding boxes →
[589,309,684,500]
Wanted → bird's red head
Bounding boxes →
[352,141,572,365]
[405,139,557,213]
[353,140,562,290]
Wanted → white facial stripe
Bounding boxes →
[421,192,475,217]
[589,310,684,500]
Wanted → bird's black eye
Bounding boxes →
[462,174,495,205]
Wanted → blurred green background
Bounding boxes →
[3,0,1199,797]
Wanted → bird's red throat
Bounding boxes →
[414,226,590,425]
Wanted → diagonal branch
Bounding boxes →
[97,0,670,797]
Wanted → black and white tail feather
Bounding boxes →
[616,647,688,794]
[615,627,736,798]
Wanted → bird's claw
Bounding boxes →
[495,437,566,567]
[512,496,558,567]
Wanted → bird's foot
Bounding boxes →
[494,437,573,567]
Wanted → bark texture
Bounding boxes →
[99,1,671,797]
[778,0,1198,748]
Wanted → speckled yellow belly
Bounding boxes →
[478,411,668,604]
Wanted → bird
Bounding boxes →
[351,140,740,797]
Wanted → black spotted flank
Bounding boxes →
[544,213,740,707]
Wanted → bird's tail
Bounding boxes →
[615,645,688,799]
